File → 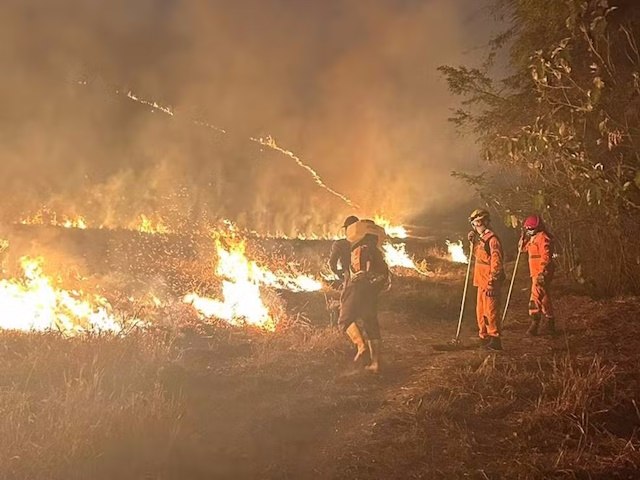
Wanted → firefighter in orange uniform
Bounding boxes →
[519,214,556,336]
[467,209,505,350]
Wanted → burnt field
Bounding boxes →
[1,224,640,479]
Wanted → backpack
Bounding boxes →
[350,234,389,286]
[345,219,386,248]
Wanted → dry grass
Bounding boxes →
[0,331,182,480]
[2,240,639,480]
[0,313,348,479]
[347,351,640,479]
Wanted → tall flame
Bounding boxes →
[447,240,469,263]
[0,257,124,334]
[184,235,322,331]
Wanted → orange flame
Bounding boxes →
[382,242,429,276]
[184,232,322,331]
[134,214,170,234]
[251,135,359,209]
[121,88,357,209]
[0,257,128,334]
[373,216,408,239]
[446,240,469,263]
[61,216,88,229]
[20,209,88,230]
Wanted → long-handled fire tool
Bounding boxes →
[452,241,474,344]
[501,246,522,328]
[433,241,474,351]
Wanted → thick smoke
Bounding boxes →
[0,0,488,235]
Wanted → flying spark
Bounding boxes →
[126,91,174,116]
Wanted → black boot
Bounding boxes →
[526,315,540,336]
[485,336,502,351]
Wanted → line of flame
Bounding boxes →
[19,209,89,230]
[382,242,430,276]
[119,88,358,209]
[184,230,323,331]
[134,214,170,234]
[0,257,131,335]
[126,91,174,116]
[373,215,408,239]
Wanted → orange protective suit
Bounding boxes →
[472,229,504,338]
[522,231,554,319]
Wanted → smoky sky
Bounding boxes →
[0,0,493,235]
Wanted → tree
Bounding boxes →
[442,0,640,294]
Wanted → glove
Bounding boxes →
[519,228,530,249]
[536,273,545,286]
[467,230,476,243]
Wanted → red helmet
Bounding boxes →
[523,215,542,230]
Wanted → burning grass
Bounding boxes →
[6,222,639,478]
[2,253,640,479]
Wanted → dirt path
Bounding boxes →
[169,313,446,479]
[164,275,634,479]
[167,312,505,477]
[160,306,453,477]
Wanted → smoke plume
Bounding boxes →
[0,0,490,235]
